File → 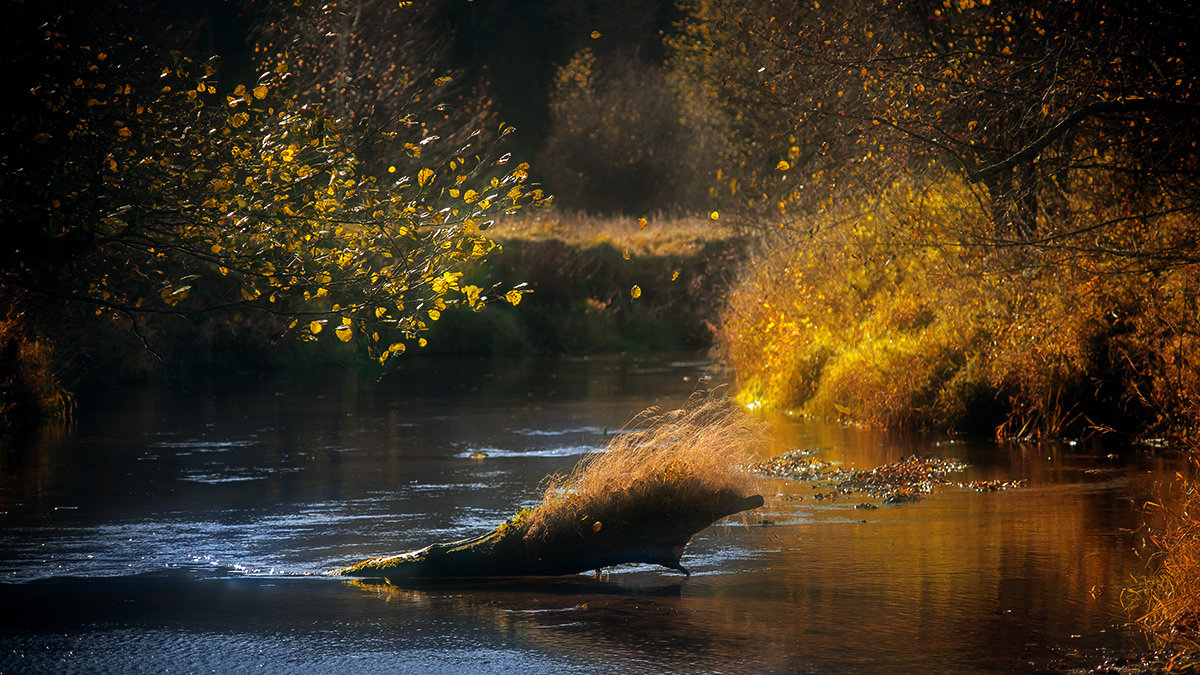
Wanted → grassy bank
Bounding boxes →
[421,212,746,355]
[716,174,1200,445]
[0,212,744,428]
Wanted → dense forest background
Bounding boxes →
[3,0,1200,449]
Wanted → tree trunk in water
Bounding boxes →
[333,494,764,580]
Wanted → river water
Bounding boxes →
[0,352,1179,673]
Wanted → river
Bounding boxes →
[0,352,1178,672]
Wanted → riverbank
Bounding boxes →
[422,212,746,355]
[0,212,745,429]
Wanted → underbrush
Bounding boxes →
[0,311,73,428]
[717,173,1200,443]
[1129,474,1200,654]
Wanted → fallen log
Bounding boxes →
[333,397,766,580]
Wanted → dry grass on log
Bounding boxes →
[525,396,766,542]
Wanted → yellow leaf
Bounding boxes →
[505,289,523,306]
[388,342,406,354]
[671,270,680,281]
[309,321,323,334]
[428,309,441,321]
[463,285,482,308]
[252,85,268,99]
[638,217,647,230]
[776,160,790,171]
[590,30,602,38]
[631,285,642,299]
[417,168,434,186]
[375,307,387,318]
[435,76,452,86]
[335,324,353,342]
[709,211,720,221]
[418,338,428,348]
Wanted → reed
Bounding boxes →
[1130,477,1200,652]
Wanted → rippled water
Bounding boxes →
[0,353,1180,672]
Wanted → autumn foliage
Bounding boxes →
[0,2,545,393]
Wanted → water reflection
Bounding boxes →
[0,352,1185,672]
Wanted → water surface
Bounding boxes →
[0,353,1176,672]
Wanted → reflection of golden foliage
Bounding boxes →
[526,395,765,541]
[1129,478,1200,652]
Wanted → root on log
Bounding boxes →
[334,493,764,580]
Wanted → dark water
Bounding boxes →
[0,353,1179,673]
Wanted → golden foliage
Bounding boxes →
[717,172,1200,440]
[1128,477,1200,652]
[2,13,547,365]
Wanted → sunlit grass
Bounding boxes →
[492,209,734,257]
[716,172,1200,441]
[525,395,766,542]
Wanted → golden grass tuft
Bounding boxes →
[1129,477,1200,652]
[525,395,766,541]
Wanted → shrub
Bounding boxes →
[716,172,1200,441]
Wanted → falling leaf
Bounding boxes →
[590,30,602,39]
[631,285,642,299]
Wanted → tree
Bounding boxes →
[0,3,546,372]
[247,0,497,174]
[674,0,1200,267]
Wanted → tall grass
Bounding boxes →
[525,395,765,542]
[717,172,1200,441]
[1129,476,1200,652]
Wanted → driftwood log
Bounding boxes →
[333,493,764,580]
